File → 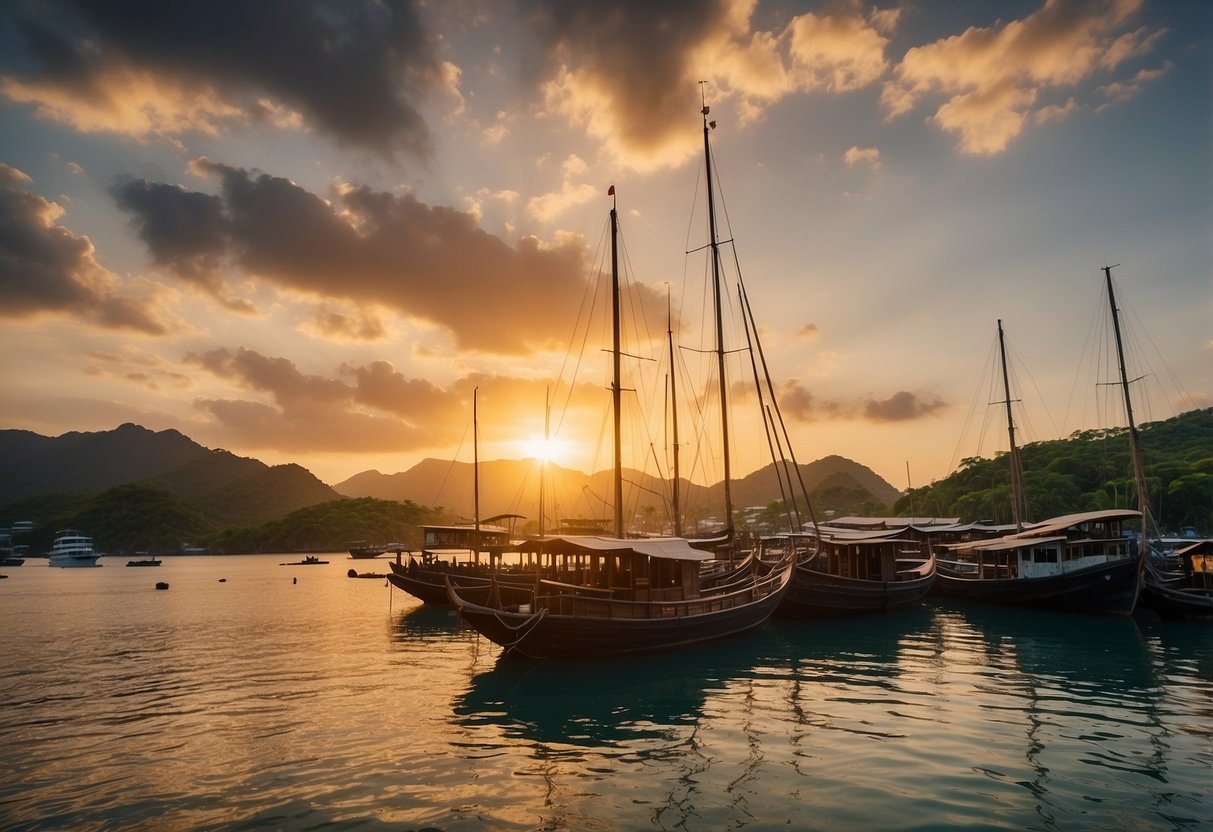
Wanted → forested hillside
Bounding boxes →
[893,408,1213,532]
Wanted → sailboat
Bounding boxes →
[933,317,1143,614]
[446,116,794,658]
[1097,264,1213,617]
[386,388,535,605]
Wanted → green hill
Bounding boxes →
[895,408,1213,532]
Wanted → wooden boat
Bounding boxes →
[450,107,803,657]
[934,316,1144,614]
[448,536,793,658]
[126,557,162,567]
[1140,540,1213,618]
[934,508,1143,614]
[773,528,935,617]
[348,542,386,559]
[1085,266,1213,619]
[382,390,534,606]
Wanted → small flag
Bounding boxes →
[607,185,615,196]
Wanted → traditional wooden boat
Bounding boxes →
[1140,540,1213,617]
[447,535,793,658]
[382,392,533,606]
[450,106,804,656]
[934,508,1143,614]
[773,528,935,617]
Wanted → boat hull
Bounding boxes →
[777,559,935,618]
[1139,573,1213,618]
[386,560,533,606]
[934,556,1141,615]
[48,556,101,568]
[449,561,793,659]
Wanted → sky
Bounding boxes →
[0,0,1209,503]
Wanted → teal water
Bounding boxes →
[0,554,1209,830]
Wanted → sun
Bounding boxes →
[519,434,571,466]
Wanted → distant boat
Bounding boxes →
[127,556,162,567]
[279,555,328,566]
[48,529,102,567]
[0,530,24,566]
[348,542,387,559]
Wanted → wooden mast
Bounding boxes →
[473,386,481,563]
[610,187,624,538]
[1104,265,1151,529]
[667,288,682,537]
[997,319,1027,530]
[701,90,733,533]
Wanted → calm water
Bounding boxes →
[1,554,1210,831]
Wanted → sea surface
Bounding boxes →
[1,554,1210,831]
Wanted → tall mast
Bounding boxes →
[1104,265,1150,527]
[540,387,549,539]
[997,319,1026,530]
[610,187,624,538]
[473,386,481,560]
[667,288,682,536]
[701,89,733,531]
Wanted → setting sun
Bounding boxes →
[519,434,567,465]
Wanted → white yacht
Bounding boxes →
[49,529,102,567]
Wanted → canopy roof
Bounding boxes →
[511,535,713,562]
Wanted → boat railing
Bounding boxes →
[533,566,786,620]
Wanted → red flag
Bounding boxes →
[607,185,615,196]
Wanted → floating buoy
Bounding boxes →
[155,581,169,590]
[292,576,297,585]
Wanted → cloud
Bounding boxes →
[882,0,1165,155]
[0,0,442,156]
[526,154,601,222]
[532,0,895,171]
[1096,62,1172,110]
[183,346,559,453]
[795,322,821,340]
[843,146,881,168]
[0,163,170,333]
[113,158,652,354]
[777,380,844,422]
[862,391,945,422]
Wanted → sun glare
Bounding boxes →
[519,434,570,466]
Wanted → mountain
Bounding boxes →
[0,423,340,528]
[334,453,901,529]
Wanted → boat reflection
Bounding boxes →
[390,603,466,641]
[452,628,801,749]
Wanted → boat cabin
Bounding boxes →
[942,509,1138,580]
[510,536,712,603]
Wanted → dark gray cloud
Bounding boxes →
[0,163,168,333]
[863,390,946,422]
[0,0,439,155]
[523,0,725,155]
[114,159,643,354]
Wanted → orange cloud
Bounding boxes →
[883,0,1165,155]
